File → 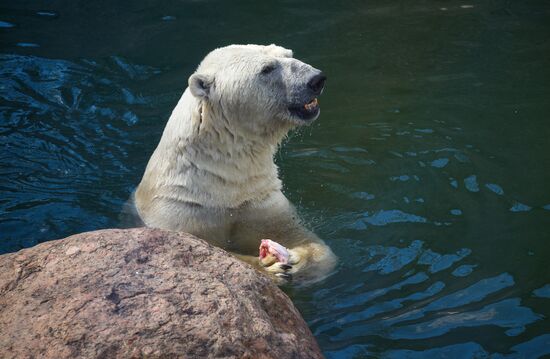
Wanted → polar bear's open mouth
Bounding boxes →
[289,97,320,121]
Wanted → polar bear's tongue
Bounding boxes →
[304,98,318,111]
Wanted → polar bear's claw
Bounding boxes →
[265,261,292,273]
[276,273,292,281]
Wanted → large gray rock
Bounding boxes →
[0,228,323,359]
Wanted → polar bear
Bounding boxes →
[134,44,336,284]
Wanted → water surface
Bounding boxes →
[1,0,550,357]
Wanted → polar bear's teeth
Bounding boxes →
[304,98,318,111]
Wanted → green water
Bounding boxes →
[1,0,550,357]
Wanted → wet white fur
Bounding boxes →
[135,44,336,284]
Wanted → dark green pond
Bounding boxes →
[1,0,549,357]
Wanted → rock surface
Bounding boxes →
[0,228,323,359]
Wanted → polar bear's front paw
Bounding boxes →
[287,250,301,265]
[265,262,293,282]
[259,239,289,266]
[259,239,296,282]
[264,262,292,273]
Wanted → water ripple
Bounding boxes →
[388,298,540,340]
[2,4,550,357]
[0,54,160,251]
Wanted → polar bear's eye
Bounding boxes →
[260,64,276,75]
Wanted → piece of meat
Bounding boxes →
[259,239,290,264]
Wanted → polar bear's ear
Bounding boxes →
[189,73,214,99]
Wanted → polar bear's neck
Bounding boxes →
[143,89,288,208]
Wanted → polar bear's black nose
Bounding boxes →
[308,73,327,95]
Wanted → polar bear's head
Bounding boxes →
[188,44,326,136]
